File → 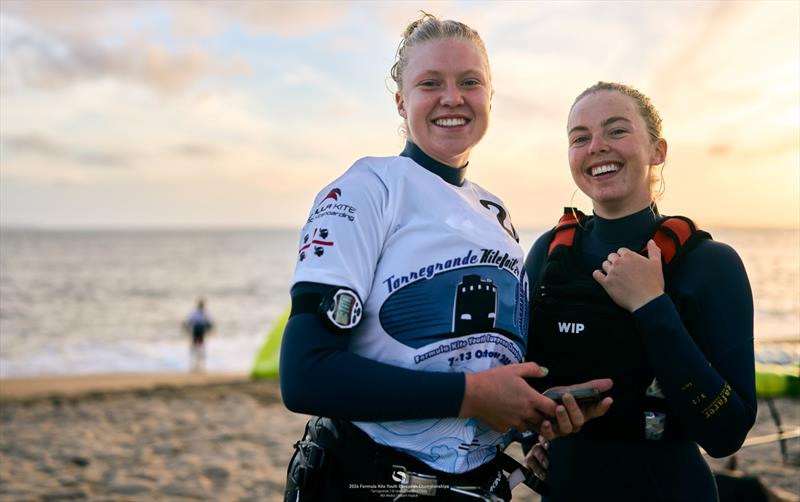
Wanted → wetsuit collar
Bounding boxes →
[400,141,468,187]
[591,204,661,243]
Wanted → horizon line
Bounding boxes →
[1,223,798,233]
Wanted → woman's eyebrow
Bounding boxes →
[602,116,632,127]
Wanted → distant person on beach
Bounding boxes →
[279,13,612,501]
[522,82,757,501]
[184,298,213,372]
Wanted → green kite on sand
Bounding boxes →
[251,306,290,380]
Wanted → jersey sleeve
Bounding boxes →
[632,240,756,457]
[291,162,388,301]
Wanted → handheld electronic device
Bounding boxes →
[543,387,601,405]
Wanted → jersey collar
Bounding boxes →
[400,141,468,187]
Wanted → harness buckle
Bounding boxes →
[391,465,438,496]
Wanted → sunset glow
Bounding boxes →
[1,0,798,229]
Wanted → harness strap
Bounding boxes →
[496,452,551,496]
[547,207,586,255]
[546,208,709,267]
[322,418,547,498]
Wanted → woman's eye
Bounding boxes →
[609,128,627,136]
[570,136,589,145]
[462,78,481,87]
[418,80,439,88]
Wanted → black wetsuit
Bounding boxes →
[525,207,756,502]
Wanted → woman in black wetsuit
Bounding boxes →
[523,82,756,501]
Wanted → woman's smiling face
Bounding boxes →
[395,38,492,168]
[567,90,666,218]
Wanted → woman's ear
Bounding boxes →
[395,92,407,119]
[651,138,668,165]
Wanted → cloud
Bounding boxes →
[706,135,800,161]
[0,2,251,94]
[171,144,219,158]
[1,134,64,157]
[648,1,799,144]
[2,133,132,168]
[181,2,348,38]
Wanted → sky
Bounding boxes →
[0,0,798,229]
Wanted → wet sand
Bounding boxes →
[0,374,797,501]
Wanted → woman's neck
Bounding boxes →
[592,196,654,220]
[400,141,468,187]
[590,203,660,243]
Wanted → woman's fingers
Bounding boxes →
[538,418,556,441]
[524,443,550,480]
[560,393,586,432]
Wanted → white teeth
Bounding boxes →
[434,118,467,127]
[591,163,621,176]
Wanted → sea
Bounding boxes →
[0,227,798,378]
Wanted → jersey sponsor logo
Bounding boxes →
[321,188,341,203]
[308,188,357,223]
[480,199,519,242]
[298,227,334,261]
[382,249,519,294]
[557,321,585,334]
[379,266,527,350]
[479,248,521,276]
[383,249,479,294]
[413,334,521,365]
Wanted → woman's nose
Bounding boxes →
[589,134,609,154]
[440,82,464,106]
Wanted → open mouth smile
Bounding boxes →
[589,162,622,177]
[433,117,469,127]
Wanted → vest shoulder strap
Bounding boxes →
[652,216,711,266]
[547,207,587,255]
[546,210,711,266]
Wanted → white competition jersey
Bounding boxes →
[291,153,528,473]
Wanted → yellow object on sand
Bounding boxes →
[755,363,800,398]
[251,306,291,380]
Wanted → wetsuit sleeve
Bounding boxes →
[632,240,756,457]
[279,282,466,420]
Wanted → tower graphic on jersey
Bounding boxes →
[378,266,524,349]
[453,275,497,334]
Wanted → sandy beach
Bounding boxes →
[1,374,797,502]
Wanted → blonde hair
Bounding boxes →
[390,12,491,93]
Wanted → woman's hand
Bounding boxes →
[537,381,614,440]
[460,362,558,433]
[592,239,665,312]
[524,435,550,480]
[460,365,614,434]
